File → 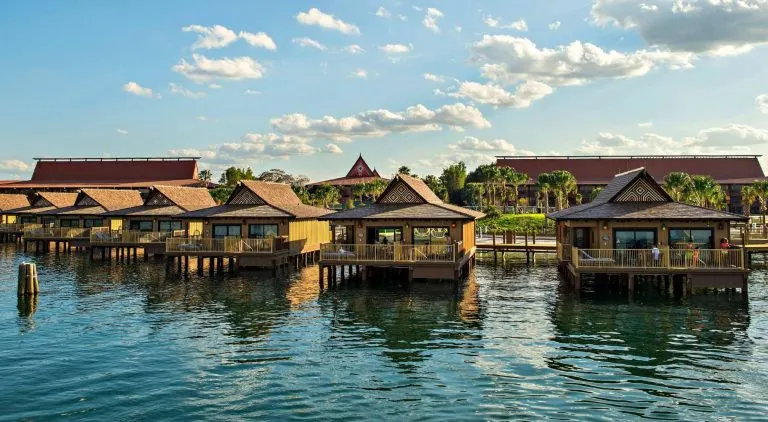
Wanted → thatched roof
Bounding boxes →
[152,185,216,211]
[36,192,78,208]
[79,189,144,211]
[548,168,747,222]
[324,174,484,221]
[0,194,30,212]
[178,180,332,219]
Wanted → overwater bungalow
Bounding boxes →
[0,194,32,242]
[23,189,143,252]
[3,192,78,242]
[318,174,484,282]
[89,185,217,258]
[166,180,332,272]
[550,168,749,294]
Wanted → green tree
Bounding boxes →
[549,170,577,210]
[398,166,412,176]
[750,180,768,226]
[741,185,758,217]
[209,186,234,204]
[312,184,341,208]
[352,183,367,204]
[441,162,468,204]
[663,172,692,202]
[219,167,255,187]
[503,168,529,212]
[685,175,723,209]
[590,186,604,201]
[367,179,388,201]
[465,183,485,208]
[474,163,501,207]
[198,169,213,185]
[423,175,447,200]
[536,173,553,212]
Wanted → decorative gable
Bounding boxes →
[229,188,266,205]
[76,196,99,207]
[378,181,425,204]
[613,177,668,202]
[34,197,52,207]
[146,192,174,206]
[345,155,375,178]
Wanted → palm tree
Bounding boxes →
[536,173,553,212]
[352,183,367,204]
[685,175,723,208]
[549,170,577,210]
[367,179,388,201]
[750,180,768,227]
[312,184,340,208]
[503,169,529,213]
[663,172,692,202]
[465,183,485,208]
[741,185,758,217]
[476,164,500,207]
[590,187,604,201]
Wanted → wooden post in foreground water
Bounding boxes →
[17,262,39,295]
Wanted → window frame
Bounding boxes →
[613,229,657,249]
[411,226,451,245]
[212,224,242,239]
[248,224,279,239]
[129,220,154,232]
[668,228,714,249]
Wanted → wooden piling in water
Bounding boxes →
[17,262,39,295]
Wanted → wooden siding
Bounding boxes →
[462,221,475,251]
[289,219,331,253]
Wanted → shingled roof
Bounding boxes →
[0,194,30,212]
[39,189,144,216]
[101,185,216,217]
[324,174,485,220]
[3,192,78,216]
[548,168,747,221]
[179,180,332,219]
[307,154,388,187]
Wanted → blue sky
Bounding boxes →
[1,0,767,181]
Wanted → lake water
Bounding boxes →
[1,244,767,421]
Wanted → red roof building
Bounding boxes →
[496,155,766,214]
[0,157,203,191]
[308,154,388,188]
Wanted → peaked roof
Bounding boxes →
[78,189,144,212]
[0,194,30,212]
[307,155,389,186]
[346,154,377,178]
[35,192,79,208]
[548,168,747,221]
[151,185,216,211]
[325,174,485,220]
[179,180,332,219]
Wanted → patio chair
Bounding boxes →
[578,249,616,265]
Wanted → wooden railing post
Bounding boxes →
[663,246,670,269]
[572,247,579,268]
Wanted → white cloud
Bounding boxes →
[116,129,128,135]
[455,26,463,32]
[376,6,391,18]
[549,21,562,30]
[449,136,534,155]
[196,116,208,121]
[484,15,528,31]
[423,73,445,83]
[423,7,444,32]
[757,94,768,114]
[591,0,768,56]
[380,43,411,54]
[169,82,206,99]
[244,89,262,95]
[122,81,155,97]
[638,121,654,127]
[208,83,222,89]
[296,8,361,35]
[182,25,238,50]
[292,37,327,50]
[349,69,367,79]
[325,143,344,154]
[0,160,30,172]
[172,54,265,83]
[239,31,277,50]
[399,15,408,21]
[269,102,490,142]
[694,124,768,147]
[471,35,695,87]
[448,80,554,108]
[343,44,365,54]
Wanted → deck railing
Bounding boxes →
[90,227,186,245]
[0,223,42,233]
[571,246,745,270]
[24,227,90,240]
[166,237,282,254]
[320,243,457,263]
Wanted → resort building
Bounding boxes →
[90,185,217,256]
[307,154,389,204]
[0,157,204,193]
[23,189,144,252]
[319,173,485,281]
[167,180,332,270]
[5,192,78,226]
[550,168,749,293]
[0,194,32,242]
[497,155,766,214]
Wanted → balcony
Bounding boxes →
[24,227,90,240]
[90,227,185,245]
[320,243,459,264]
[567,246,746,271]
[0,223,42,233]
[165,236,287,255]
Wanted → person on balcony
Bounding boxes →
[651,244,661,266]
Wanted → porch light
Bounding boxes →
[451,222,457,228]
[661,223,666,231]
[602,224,607,230]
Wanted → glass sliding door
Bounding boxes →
[367,227,402,244]
[129,220,153,232]
[573,228,590,249]
[412,227,450,245]
[669,228,713,249]
[614,229,656,249]
[213,224,241,239]
[248,224,278,239]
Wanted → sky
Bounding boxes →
[1,0,767,182]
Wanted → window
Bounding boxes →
[248,224,278,239]
[129,220,153,232]
[412,227,450,245]
[367,227,402,244]
[60,218,79,228]
[614,229,656,249]
[669,228,713,249]
[20,216,37,224]
[213,224,241,238]
[573,228,589,249]
[333,225,354,244]
[158,221,183,232]
[83,219,103,228]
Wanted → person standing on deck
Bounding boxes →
[651,244,661,267]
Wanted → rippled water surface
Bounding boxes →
[1,245,767,421]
